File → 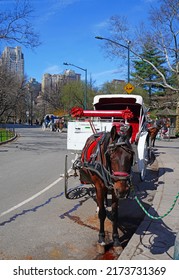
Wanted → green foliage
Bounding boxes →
[60,80,96,111]
[61,81,84,111]
[132,45,167,97]
[0,129,15,142]
[99,81,126,94]
[132,86,149,105]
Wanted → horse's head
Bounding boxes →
[106,125,133,199]
[156,119,166,129]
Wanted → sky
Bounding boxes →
[1,0,156,87]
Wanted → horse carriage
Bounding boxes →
[65,94,152,247]
[42,114,64,132]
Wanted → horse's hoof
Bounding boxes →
[98,233,105,244]
[113,240,121,247]
[113,234,121,248]
[113,246,123,255]
[97,242,105,254]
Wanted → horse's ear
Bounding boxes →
[111,125,117,140]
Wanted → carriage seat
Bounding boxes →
[129,121,139,143]
[112,121,139,144]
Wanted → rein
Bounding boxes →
[131,187,179,220]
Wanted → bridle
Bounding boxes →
[104,138,134,189]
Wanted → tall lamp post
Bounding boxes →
[63,62,87,109]
[95,36,131,83]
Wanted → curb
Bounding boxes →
[0,134,18,145]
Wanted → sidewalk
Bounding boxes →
[119,138,179,260]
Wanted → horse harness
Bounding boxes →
[73,131,134,191]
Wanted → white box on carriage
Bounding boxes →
[67,120,113,151]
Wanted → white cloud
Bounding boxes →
[94,68,119,78]
[92,19,109,35]
[92,66,127,86]
[43,64,62,74]
[37,0,81,23]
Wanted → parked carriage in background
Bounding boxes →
[65,94,152,191]
[42,114,65,132]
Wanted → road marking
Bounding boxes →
[0,176,64,218]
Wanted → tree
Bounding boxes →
[61,81,86,112]
[137,0,179,92]
[42,85,63,113]
[0,65,26,121]
[61,80,96,112]
[0,0,41,122]
[98,0,179,95]
[99,81,126,94]
[0,0,40,48]
[132,44,167,99]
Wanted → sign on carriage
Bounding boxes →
[124,82,135,94]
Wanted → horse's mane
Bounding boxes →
[102,131,111,151]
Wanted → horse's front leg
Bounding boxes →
[96,188,107,245]
[111,192,121,247]
[153,136,156,147]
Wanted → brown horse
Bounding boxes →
[54,118,64,132]
[148,119,165,147]
[74,124,134,247]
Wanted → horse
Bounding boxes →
[54,118,65,132]
[147,119,165,147]
[73,124,134,248]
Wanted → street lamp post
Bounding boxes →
[95,36,131,83]
[63,62,87,109]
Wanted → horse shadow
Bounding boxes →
[111,163,176,257]
[135,209,176,258]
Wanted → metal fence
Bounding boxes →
[0,127,16,143]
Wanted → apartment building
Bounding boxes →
[41,69,81,93]
[1,46,24,80]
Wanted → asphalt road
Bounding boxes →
[0,125,159,260]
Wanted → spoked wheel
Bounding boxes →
[65,186,89,199]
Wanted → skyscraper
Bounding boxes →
[1,46,24,80]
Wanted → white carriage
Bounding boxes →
[67,94,151,182]
[42,114,63,132]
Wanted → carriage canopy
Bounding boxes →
[93,94,147,117]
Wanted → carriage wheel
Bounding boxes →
[140,140,149,181]
[42,122,46,131]
[64,154,69,198]
[49,124,53,131]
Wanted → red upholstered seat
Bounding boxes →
[112,121,139,143]
[129,122,139,143]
